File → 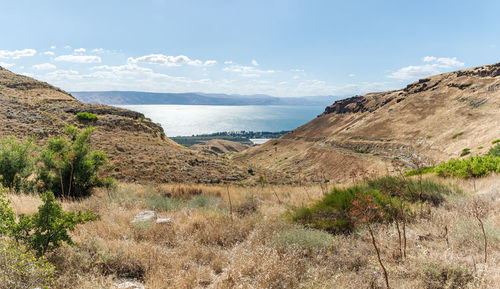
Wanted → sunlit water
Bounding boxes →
[118,105,325,137]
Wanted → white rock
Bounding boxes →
[156,217,173,225]
[132,210,157,224]
[115,279,145,289]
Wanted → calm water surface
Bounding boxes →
[118,105,324,137]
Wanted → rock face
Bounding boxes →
[235,62,500,183]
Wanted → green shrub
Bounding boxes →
[0,240,56,289]
[38,125,110,198]
[0,188,15,236]
[0,137,34,190]
[492,139,500,144]
[435,155,500,178]
[405,166,434,177]
[292,177,455,234]
[292,186,396,234]
[460,148,470,157]
[366,176,452,206]
[145,196,182,211]
[452,132,464,139]
[76,112,98,121]
[12,191,99,257]
[422,262,473,289]
[277,225,334,250]
[487,144,500,157]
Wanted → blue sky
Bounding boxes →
[0,0,499,97]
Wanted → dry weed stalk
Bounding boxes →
[351,193,390,289]
[469,198,489,263]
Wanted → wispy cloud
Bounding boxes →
[74,48,86,53]
[0,49,37,59]
[55,55,102,63]
[0,62,15,68]
[251,59,259,66]
[388,56,464,80]
[43,51,55,56]
[128,54,216,67]
[32,63,56,70]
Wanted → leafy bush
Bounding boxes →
[292,186,396,234]
[0,188,15,236]
[0,137,34,190]
[76,112,98,121]
[12,191,99,257]
[38,125,110,198]
[405,166,434,177]
[435,155,500,178]
[492,139,500,144]
[460,148,470,157]
[487,144,500,157]
[0,240,56,289]
[292,177,454,234]
[366,176,453,206]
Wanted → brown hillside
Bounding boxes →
[234,63,500,182]
[0,66,246,183]
[191,139,251,155]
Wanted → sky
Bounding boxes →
[0,0,499,97]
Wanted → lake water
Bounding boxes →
[118,105,325,137]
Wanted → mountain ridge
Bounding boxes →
[71,90,337,106]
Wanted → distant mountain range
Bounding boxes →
[70,91,338,106]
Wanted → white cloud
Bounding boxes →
[63,45,72,49]
[127,54,216,67]
[223,63,275,78]
[55,55,102,63]
[0,62,14,68]
[0,49,37,59]
[224,60,233,64]
[252,59,259,66]
[50,45,56,49]
[32,63,56,70]
[348,74,356,77]
[91,48,105,54]
[74,48,86,53]
[45,69,81,80]
[43,51,55,56]
[204,60,217,66]
[388,56,464,80]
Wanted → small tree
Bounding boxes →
[13,191,99,257]
[0,137,34,191]
[38,125,109,198]
[351,193,390,289]
[0,187,16,236]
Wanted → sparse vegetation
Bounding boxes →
[452,132,464,139]
[76,112,98,122]
[460,148,470,156]
[487,143,500,157]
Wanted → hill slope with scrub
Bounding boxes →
[236,63,500,182]
[0,66,246,183]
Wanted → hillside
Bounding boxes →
[0,66,246,183]
[72,91,335,106]
[235,63,500,182]
[191,139,251,155]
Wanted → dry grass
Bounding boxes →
[4,174,500,288]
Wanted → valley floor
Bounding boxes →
[6,174,500,289]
